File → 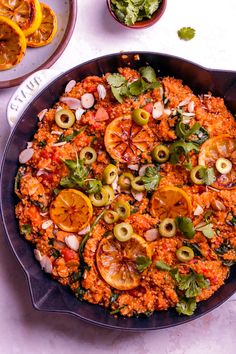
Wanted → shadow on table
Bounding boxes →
[0,220,139,347]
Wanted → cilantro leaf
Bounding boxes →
[136,255,152,272]
[198,167,216,185]
[169,140,199,165]
[111,0,161,25]
[60,157,89,189]
[20,224,31,235]
[175,216,196,239]
[83,179,102,194]
[176,297,197,316]
[107,66,160,102]
[172,269,209,298]
[177,27,196,41]
[107,73,126,87]
[155,260,172,271]
[139,66,157,83]
[196,223,214,239]
[141,166,161,191]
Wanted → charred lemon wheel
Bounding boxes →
[150,186,192,220]
[49,189,93,232]
[0,15,26,70]
[27,2,57,47]
[0,0,42,36]
[104,115,156,163]
[198,134,236,189]
[96,234,152,290]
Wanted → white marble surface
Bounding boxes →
[0,0,236,353]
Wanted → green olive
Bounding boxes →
[103,185,115,205]
[132,108,150,126]
[190,165,205,185]
[103,210,119,224]
[176,246,194,262]
[79,147,97,164]
[131,176,145,192]
[215,158,232,174]
[113,222,133,242]
[55,109,75,129]
[152,145,170,163]
[103,164,118,184]
[159,218,176,238]
[114,201,131,220]
[89,187,108,207]
[118,172,134,191]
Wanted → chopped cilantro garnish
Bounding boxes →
[107,66,160,103]
[176,297,197,316]
[136,255,152,272]
[198,167,216,186]
[111,0,161,26]
[177,27,196,41]
[141,166,160,192]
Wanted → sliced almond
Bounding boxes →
[65,235,80,251]
[40,256,52,274]
[131,190,144,201]
[42,220,53,230]
[36,169,48,176]
[34,249,42,261]
[60,97,81,110]
[65,80,76,93]
[194,204,204,216]
[144,229,158,242]
[211,199,226,211]
[188,101,195,113]
[152,101,164,119]
[128,164,139,171]
[52,141,67,147]
[81,93,95,109]
[78,224,91,235]
[27,142,33,148]
[51,131,62,135]
[75,107,86,121]
[37,109,48,121]
[179,97,191,107]
[19,148,34,164]
[97,84,106,100]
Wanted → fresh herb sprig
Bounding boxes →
[141,166,161,192]
[107,66,160,103]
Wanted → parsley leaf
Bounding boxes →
[191,127,209,145]
[177,27,196,41]
[175,216,196,239]
[198,167,216,185]
[139,66,157,83]
[136,255,152,272]
[183,240,203,258]
[58,126,87,143]
[176,297,197,316]
[141,166,161,191]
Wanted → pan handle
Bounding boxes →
[7,69,61,128]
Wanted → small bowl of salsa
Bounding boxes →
[107,0,167,29]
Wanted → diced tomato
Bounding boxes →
[61,247,77,262]
[143,103,153,114]
[95,107,110,121]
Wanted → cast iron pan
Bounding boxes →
[1,52,236,331]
